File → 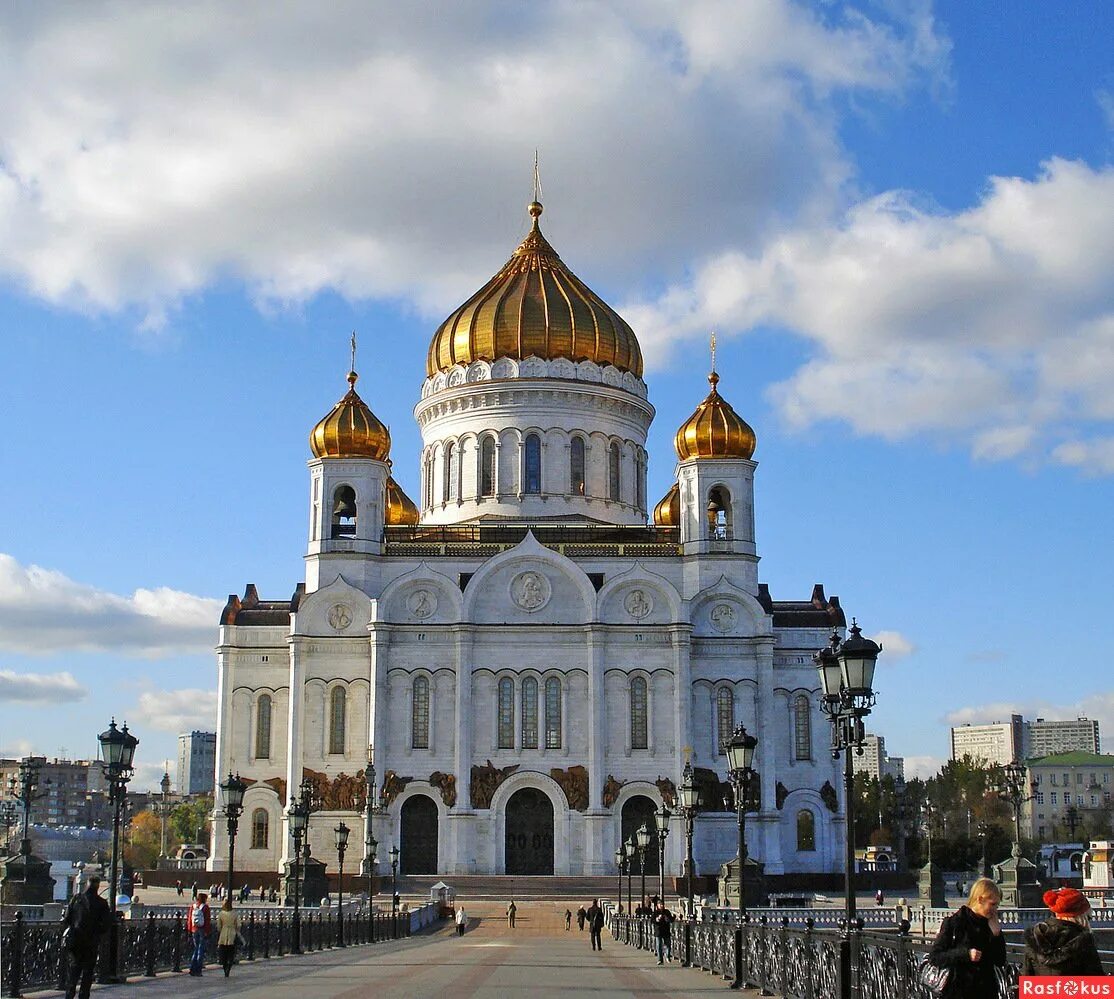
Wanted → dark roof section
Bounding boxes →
[759,582,846,630]
[220,583,304,627]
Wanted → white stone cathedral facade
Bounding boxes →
[209,200,850,882]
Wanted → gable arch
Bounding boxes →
[690,575,772,638]
[596,562,683,623]
[292,574,372,638]
[377,563,463,624]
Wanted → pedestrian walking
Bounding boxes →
[926,878,1006,998]
[875,889,884,906]
[175,879,183,897]
[187,891,212,976]
[653,899,675,964]
[191,880,198,899]
[506,900,517,928]
[1022,887,1106,977]
[216,898,241,978]
[62,874,111,999]
[259,884,266,902]
[456,905,468,937]
[565,908,572,931]
[576,905,586,931]
[586,898,604,951]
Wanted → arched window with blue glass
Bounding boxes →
[524,434,542,494]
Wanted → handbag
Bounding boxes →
[916,954,950,996]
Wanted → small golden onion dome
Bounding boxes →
[653,482,680,527]
[674,371,757,460]
[309,371,391,460]
[426,200,644,378]
[385,476,419,526]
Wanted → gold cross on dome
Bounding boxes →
[710,331,717,373]
[350,331,357,372]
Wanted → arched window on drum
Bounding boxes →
[251,808,269,850]
[497,677,515,749]
[524,434,542,494]
[608,442,621,501]
[480,436,496,497]
[570,437,586,496]
[797,810,816,852]
[793,694,812,761]
[716,687,734,755]
[412,676,430,750]
[630,676,648,750]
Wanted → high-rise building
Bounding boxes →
[1026,718,1100,759]
[210,195,875,881]
[177,732,216,796]
[858,734,904,782]
[950,714,1025,767]
[0,757,109,828]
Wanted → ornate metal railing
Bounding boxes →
[383,523,681,556]
[1,906,414,997]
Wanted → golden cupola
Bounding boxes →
[426,201,643,378]
[652,482,680,527]
[385,476,419,526]
[674,370,757,460]
[309,370,391,461]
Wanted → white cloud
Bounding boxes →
[0,2,946,323]
[0,668,87,704]
[626,159,1114,473]
[0,554,222,657]
[902,754,943,780]
[873,630,915,659]
[133,688,217,735]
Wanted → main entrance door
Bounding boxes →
[400,795,438,874]
[504,787,554,875]
[621,795,660,881]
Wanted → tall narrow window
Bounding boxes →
[412,676,430,749]
[570,437,586,495]
[442,442,458,501]
[794,694,812,761]
[497,677,514,749]
[255,694,272,760]
[424,452,434,509]
[796,810,816,851]
[524,434,541,494]
[521,677,539,749]
[707,486,732,540]
[331,485,357,539]
[630,676,648,750]
[251,808,269,850]
[329,686,346,755]
[716,687,734,755]
[608,442,621,501]
[480,436,496,497]
[635,452,646,509]
[545,677,562,749]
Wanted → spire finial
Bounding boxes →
[708,332,719,390]
[348,331,358,388]
[528,150,544,225]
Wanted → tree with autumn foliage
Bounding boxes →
[125,809,164,870]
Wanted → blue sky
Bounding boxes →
[0,1,1111,790]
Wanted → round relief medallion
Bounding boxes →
[510,570,552,612]
[710,603,737,634]
[624,589,653,620]
[327,603,353,631]
[407,588,437,620]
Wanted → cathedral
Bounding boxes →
[209,198,851,882]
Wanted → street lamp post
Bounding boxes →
[656,802,671,904]
[155,771,172,859]
[1064,806,1082,841]
[389,844,400,923]
[614,847,624,913]
[723,725,759,920]
[0,797,17,856]
[334,822,350,946]
[995,761,1035,854]
[219,772,247,901]
[679,761,700,919]
[623,836,635,916]
[363,752,377,942]
[636,823,651,912]
[97,719,139,985]
[288,797,307,953]
[976,820,990,879]
[815,621,882,999]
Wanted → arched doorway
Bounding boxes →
[400,795,438,875]
[505,787,554,875]
[621,795,660,886]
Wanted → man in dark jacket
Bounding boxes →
[1022,887,1106,977]
[586,899,605,951]
[653,900,675,964]
[576,905,587,931]
[62,875,112,999]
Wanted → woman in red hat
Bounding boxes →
[1022,887,1106,977]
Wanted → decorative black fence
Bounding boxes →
[611,913,1114,996]
[1,908,410,997]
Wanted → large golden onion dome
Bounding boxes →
[652,482,680,527]
[385,476,419,526]
[426,201,643,378]
[674,371,757,460]
[309,371,391,460]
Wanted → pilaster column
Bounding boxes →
[368,625,392,775]
[453,627,475,809]
[585,625,606,809]
[669,625,694,773]
[209,641,235,868]
[281,635,305,868]
[755,637,784,873]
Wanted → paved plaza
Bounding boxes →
[25,901,769,998]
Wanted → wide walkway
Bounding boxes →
[28,901,772,998]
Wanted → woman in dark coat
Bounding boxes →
[1022,887,1105,977]
[928,877,1007,997]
